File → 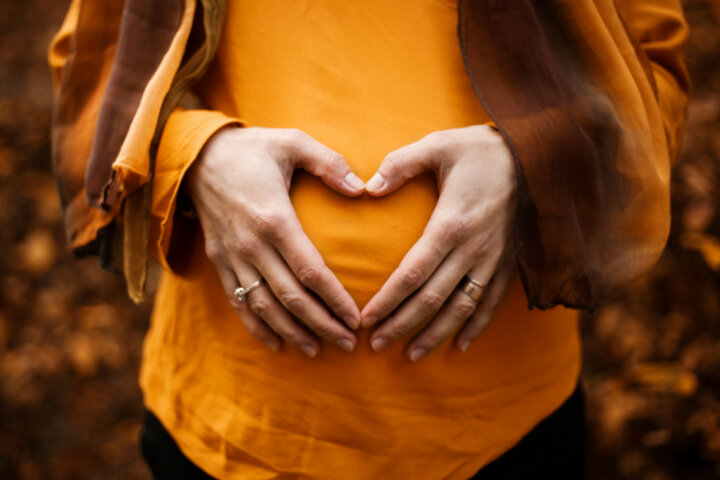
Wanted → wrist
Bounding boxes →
[182,124,239,201]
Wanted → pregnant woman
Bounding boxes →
[50,0,689,478]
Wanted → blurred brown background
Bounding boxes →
[1,1,719,479]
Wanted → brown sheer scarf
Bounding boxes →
[458,0,676,309]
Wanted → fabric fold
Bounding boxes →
[150,108,242,273]
[50,0,227,300]
[457,0,689,309]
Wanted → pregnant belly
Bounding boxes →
[290,170,438,307]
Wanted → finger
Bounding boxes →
[216,266,282,352]
[260,206,362,329]
[365,133,443,196]
[288,129,365,196]
[232,261,325,358]
[405,263,496,362]
[361,211,461,328]
[251,246,357,352]
[455,260,515,352]
[368,247,469,351]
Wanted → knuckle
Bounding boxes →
[424,239,444,260]
[418,292,444,312]
[228,295,244,311]
[425,130,446,144]
[297,264,324,288]
[399,267,426,292]
[284,333,307,347]
[383,152,400,173]
[310,321,334,339]
[248,297,271,317]
[283,128,308,149]
[252,210,285,238]
[454,299,477,319]
[442,217,469,244]
[426,129,448,141]
[204,241,222,262]
[322,289,346,312]
[423,333,444,348]
[273,324,302,345]
[426,130,455,153]
[277,289,304,312]
[234,234,260,257]
[288,127,307,140]
[388,323,410,339]
[325,152,346,173]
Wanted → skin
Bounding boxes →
[185,126,365,357]
[186,124,517,361]
[361,124,517,361]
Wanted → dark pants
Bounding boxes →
[140,384,586,479]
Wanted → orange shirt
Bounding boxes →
[141,1,581,478]
[142,1,582,477]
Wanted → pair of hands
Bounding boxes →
[185,125,517,361]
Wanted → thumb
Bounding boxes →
[291,131,365,197]
[365,139,435,197]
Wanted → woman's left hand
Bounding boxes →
[361,124,517,361]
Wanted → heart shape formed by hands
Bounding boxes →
[188,124,516,362]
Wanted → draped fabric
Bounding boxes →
[458,0,689,309]
[50,0,224,300]
[50,0,688,307]
[51,0,188,247]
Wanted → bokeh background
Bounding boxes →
[1,1,719,478]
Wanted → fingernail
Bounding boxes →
[337,338,354,352]
[409,347,427,362]
[371,337,387,352]
[344,172,365,191]
[365,173,386,193]
[344,316,360,330]
[362,315,377,327]
[300,344,317,358]
[266,341,280,352]
[459,340,471,352]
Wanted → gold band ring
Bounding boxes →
[459,276,487,302]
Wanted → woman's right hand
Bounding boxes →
[185,126,365,357]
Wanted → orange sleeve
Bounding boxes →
[616,0,691,162]
[150,107,241,272]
